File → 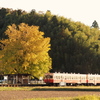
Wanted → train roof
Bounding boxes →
[45,72,100,76]
[45,72,86,76]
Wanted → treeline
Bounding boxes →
[0,7,100,74]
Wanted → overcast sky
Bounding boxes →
[0,0,100,26]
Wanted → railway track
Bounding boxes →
[0,83,47,87]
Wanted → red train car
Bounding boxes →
[44,72,100,86]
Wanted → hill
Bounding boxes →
[0,8,100,74]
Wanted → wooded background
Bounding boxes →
[0,8,100,74]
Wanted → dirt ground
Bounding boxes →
[0,90,100,100]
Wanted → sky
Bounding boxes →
[0,0,100,26]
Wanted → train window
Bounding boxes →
[57,76,59,79]
[50,75,53,78]
[75,77,77,79]
[45,75,53,79]
[55,76,57,79]
[81,77,83,79]
[65,76,67,79]
[58,76,60,79]
[81,77,85,80]
[61,76,63,79]
[55,76,60,79]
[67,76,69,79]
[45,76,48,79]
[98,77,100,80]
[63,76,64,79]
[83,77,85,80]
[65,76,68,80]
[73,77,74,79]
[69,76,71,80]
[61,76,64,79]
[97,77,100,80]
[67,77,69,79]
[54,76,56,79]
[89,77,94,80]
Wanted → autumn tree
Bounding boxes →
[0,23,52,78]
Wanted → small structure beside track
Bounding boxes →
[0,74,30,86]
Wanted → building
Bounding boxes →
[2,74,30,85]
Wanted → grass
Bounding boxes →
[73,95,100,100]
[23,95,100,100]
[0,87,32,91]
[31,86,100,91]
[0,86,100,91]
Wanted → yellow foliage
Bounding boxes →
[0,23,52,78]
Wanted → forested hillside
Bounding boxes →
[0,8,100,74]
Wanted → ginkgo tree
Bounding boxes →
[0,23,52,78]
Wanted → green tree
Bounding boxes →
[0,23,52,78]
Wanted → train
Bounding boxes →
[0,73,100,87]
[43,72,100,86]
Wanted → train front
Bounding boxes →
[43,73,54,85]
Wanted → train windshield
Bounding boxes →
[45,75,53,79]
